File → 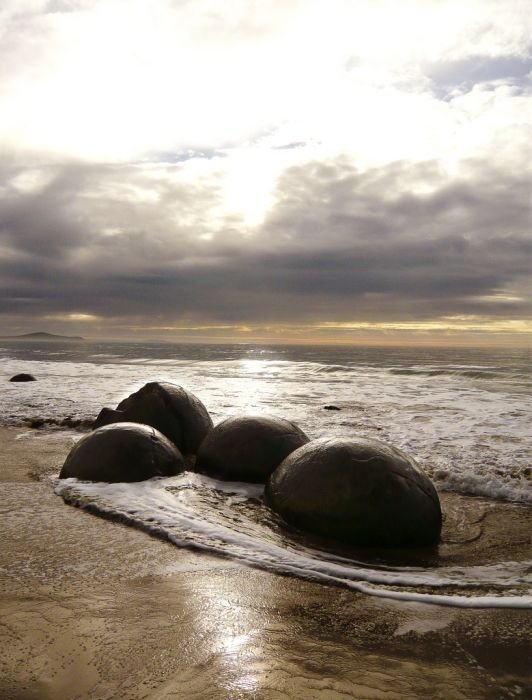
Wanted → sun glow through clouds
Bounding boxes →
[0,0,530,344]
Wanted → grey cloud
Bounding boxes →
[0,155,530,329]
[427,54,532,98]
[273,142,308,151]
[141,148,228,164]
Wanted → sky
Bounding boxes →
[0,0,531,346]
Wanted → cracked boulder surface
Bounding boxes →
[195,414,310,482]
[94,381,213,455]
[59,422,184,482]
[266,436,442,547]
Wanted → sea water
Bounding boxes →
[2,340,531,607]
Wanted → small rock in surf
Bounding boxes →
[9,373,37,382]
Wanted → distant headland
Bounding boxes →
[0,332,85,341]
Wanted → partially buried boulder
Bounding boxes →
[265,436,442,548]
[195,414,310,482]
[59,422,184,482]
[93,381,213,455]
[9,373,36,382]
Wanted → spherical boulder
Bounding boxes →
[195,414,310,482]
[9,373,36,382]
[93,382,213,455]
[59,422,184,482]
[265,437,442,548]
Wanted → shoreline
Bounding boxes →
[1,426,531,699]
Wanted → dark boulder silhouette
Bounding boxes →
[265,436,442,548]
[94,381,213,455]
[59,422,184,482]
[9,373,36,382]
[195,414,310,482]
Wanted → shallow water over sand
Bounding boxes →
[54,470,532,609]
[1,427,531,698]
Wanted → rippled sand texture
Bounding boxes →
[1,428,531,699]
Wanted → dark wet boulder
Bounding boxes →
[195,414,310,482]
[93,381,213,455]
[9,373,36,382]
[265,437,442,548]
[59,422,184,482]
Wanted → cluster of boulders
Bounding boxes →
[59,381,442,548]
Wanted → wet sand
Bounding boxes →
[0,427,530,699]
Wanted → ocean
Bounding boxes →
[2,339,531,608]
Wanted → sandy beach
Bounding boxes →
[1,426,530,700]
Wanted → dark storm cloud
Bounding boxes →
[0,156,530,327]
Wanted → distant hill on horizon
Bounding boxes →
[1,331,85,341]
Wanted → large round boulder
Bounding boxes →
[93,382,213,455]
[195,414,310,482]
[59,422,184,482]
[265,437,442,548]
[9,373,36,382]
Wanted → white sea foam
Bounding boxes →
[54,473,532,609]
